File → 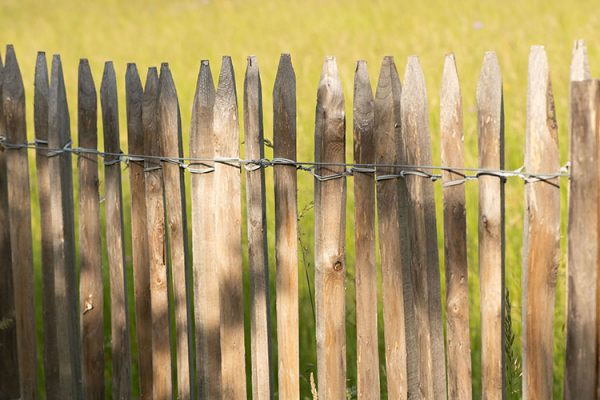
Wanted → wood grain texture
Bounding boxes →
[440,53,472,400]
[565,79,599,400]
[143,67,173,400]
[244,56,273,400]
[125,63,153,400]
[521,46,560,400]
[401,56,446,400]
[353,60,380,400]
[190,60,221,400]
[48,54,83,399]
[570,40,590,82]
[158,63,194,400]
[476,52,505,400]
[101,61,132,400]
[374,56,416,400]
[314,57,346,399]
[3,44,37,400]
[0,49,20,400]
[77,58,104,400]
[214,56,247,400]
[272,53,299,400]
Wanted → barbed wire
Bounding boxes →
[0,136,570,187]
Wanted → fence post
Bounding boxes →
[125,63,153,399]
[190,60,221,400]
[565,79,599,400]
[143,67,173,399]
[244,55,274,400]
[273,53,300,400]
[101,61,132,400]
[0,47,20,400]
[521,45,560,400]
[353,60,380,399]
[440,53,472,400]
[375,56,416,399]
[476,51,505,400]
[314,56,346,398]
[402,56,446,400]
[158,63,194,400]
[214,56,247,399]
[78,58,105,400]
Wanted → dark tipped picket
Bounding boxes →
[244,56,273,400]
[190,60,221,400]
[314,56,346,399]
[353,60,380,400]
[273,53,300,400]
[78,58,104,400]
[3,44,37,400]
[477,52,505,400]
[158,63,193,400]
[440,53,472,400]
[143,67,173,400]
[214,56,247,399]
[101,61,132,400]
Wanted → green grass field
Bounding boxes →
[3,0,600,398]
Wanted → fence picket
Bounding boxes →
[565,79,599,400]
[522,46,560,400]
[477,52,505,400]
[273,53,300,400]
[214,56,247,399]
[314,56,346,398]
[244,56,273,400]
[353,60,380,400]
[158,63,194,400]
[190,60,221,399]
[402,56,446,400]
[125,63,153,399]
[143,67,173,399]
[101,61,132,400]
[0,48,20,400]
[440,53,472,400]
[78,58,104,400]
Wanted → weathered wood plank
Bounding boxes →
[48,54,83,399]
[214,56,247,400]
[0,48,20,400]
[440,53,472,400]
[100,61,132,400]
[125,63,153,399]
[78,58,104,400]
[158,63,194,400]
[314,56,346,398]
[402,56,446,400]
[353,60,380,400]
[476,51,505,400]
[374,56,416,400]
[190,60,221,400]
[272,53,300,400]
[570,40,590,82]
[143,67,173,400]
[565,79,599,400]
[244,56,273,400]
[522,46,560,400]
[3,44,38,400]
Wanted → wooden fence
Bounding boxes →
[0,40,597,399]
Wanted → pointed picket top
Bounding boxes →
[402,56,430,164]
[214,56,239,157]
[273,53,296,158]
[571,39,590,82]
[126,63,143,154]
[244,55,263,156]
[78,59,97,146]
[441,54,461,138]
[143,67,159,157]
[48,55,71,148]
[353,60,374,163]
[477,52,503,121]
[34,52,50,142]
[190,60,216,157]
[100,61,120,155]
[215,56,238,116]
[158,63,180,160]
[317,57,344,119]
[2,45,26,142]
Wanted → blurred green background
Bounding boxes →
[3,0,599,398]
